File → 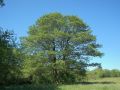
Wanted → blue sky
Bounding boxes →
[0,0,120,69]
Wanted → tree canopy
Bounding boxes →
[21,13,103,84]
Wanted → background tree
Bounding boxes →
[87,68,120,79]
[21,13,103,84]
[0,28,22,85]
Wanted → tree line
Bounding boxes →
[87,68,120,79]
[0,13,103,85]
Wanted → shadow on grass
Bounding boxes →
[0,81,116,90]
[79,81,116,85]
[0,84,60,90]
[63,81,116,86]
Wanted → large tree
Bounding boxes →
[21,13,103,84]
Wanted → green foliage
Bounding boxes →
[0,84,58,90]
[0,28,22,85]
[110,69,120,77]
[21,13,102,84]
[87,68,104,79]
[87,68,120,79]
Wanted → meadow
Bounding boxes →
[1,77,120,90]
[59,77,120,90]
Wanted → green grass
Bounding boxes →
[1,77,120,90]
[60,84,120,90]
[59,77,120,90]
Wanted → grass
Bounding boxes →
[59,77,120,90]
[1,77,120,90]
[60,84,120,90]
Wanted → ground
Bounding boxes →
[1,77,120,90]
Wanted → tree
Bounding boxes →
[0,28,22,85]
[111,69,120,77]
[21,13,103,84]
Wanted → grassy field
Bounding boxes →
[60,77,120,90]
[1,77,120,90]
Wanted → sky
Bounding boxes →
[0,0,120,70]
